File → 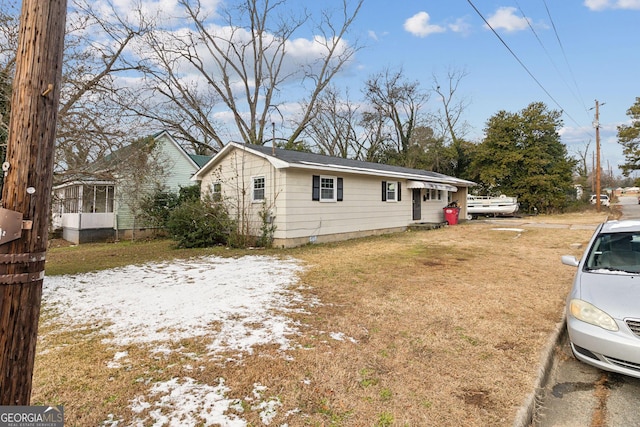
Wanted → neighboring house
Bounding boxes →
[52,131,209,243]
[193,143,475,248]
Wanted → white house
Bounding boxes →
[52,131,209,243]
[193,143,475,248]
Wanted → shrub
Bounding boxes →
[166,197,235,248]
[256,202,276,248]
[139,184,202,231]
[178,184,201,204]
[139,189,180,229]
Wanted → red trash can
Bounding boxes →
[443,207,460,225]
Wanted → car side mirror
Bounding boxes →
[561,255,579,267]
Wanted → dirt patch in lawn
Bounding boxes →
[33,213,608,426]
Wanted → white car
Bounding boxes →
[589,194,610,207]
[561,220,640,379]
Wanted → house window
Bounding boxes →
[211,182,222,201]
[312,175,343,202]
[63,186,80,213]
[382,181,401,202]
[424,189,442,201]
[82,184,115,213]
[252,176,265,202]
[387,182,397,201]
[321,177,335,201]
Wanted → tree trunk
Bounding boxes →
[0,0,67,405]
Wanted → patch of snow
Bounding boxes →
[249,384,281,425]
[130,377,246,427]
[329,332,357,343]
[43,255,304,354]
[40,255,324,426]
[107,351,129,368]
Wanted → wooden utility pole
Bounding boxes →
[595,100,602,211]
[0,0,67,404]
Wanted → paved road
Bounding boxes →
[534,196,640,427]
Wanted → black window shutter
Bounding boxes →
[337,178,343,201]
[312,175,320,201]
[381,181,387,201]
[397,182,402,201]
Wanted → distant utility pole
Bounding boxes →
[594,100,602,212]
[0,0,67,405]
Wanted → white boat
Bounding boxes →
[466,194,519,219]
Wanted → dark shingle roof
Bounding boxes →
[243,144,471,184]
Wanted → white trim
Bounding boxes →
[385,181,399,202]
[194,143,288,180]
[294,162,467,186]
[53,180,116,190]
[154,130,201,170]
[319,175,337,202]
[252,175,266,202]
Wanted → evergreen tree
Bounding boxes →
[471,102,576,213]
[618,97,640,178]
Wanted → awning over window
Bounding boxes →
[406,180,458,192]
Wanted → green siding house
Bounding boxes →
[52,131,209,243]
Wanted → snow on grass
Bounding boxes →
[129,377,246,427]
[43,255,305,352]
[42,255,311,426]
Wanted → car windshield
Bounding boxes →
[585,232,640,273]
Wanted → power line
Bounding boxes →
[540,0,591,120]
[513,0,595,143]
[514,0,588,120]
[465,0,584,130]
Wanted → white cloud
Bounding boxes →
[618,0,640,8]
[404,11,446,38]
[585,0,640,10]
[485,7,529,33]
[584,0,613,9]
[448,17,472,35]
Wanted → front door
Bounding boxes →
[412,189,421,220]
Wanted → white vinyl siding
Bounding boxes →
[197,145,463,247]
[200,148,277,237]
[278,171,413,238]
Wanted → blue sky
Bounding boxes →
[85,0,640,175]
[336,0,640,176]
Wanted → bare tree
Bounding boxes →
[363,67,429,162]
[128,0,363,152]
[431,67,475,178]
[574,140,591,179]
[357,108,394,162]
[112,136,172,240]
[301,85,360,158]
[0,0,151,179]
[0,0,19,152]
[431,67,471,145]
[55,0,151,178]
